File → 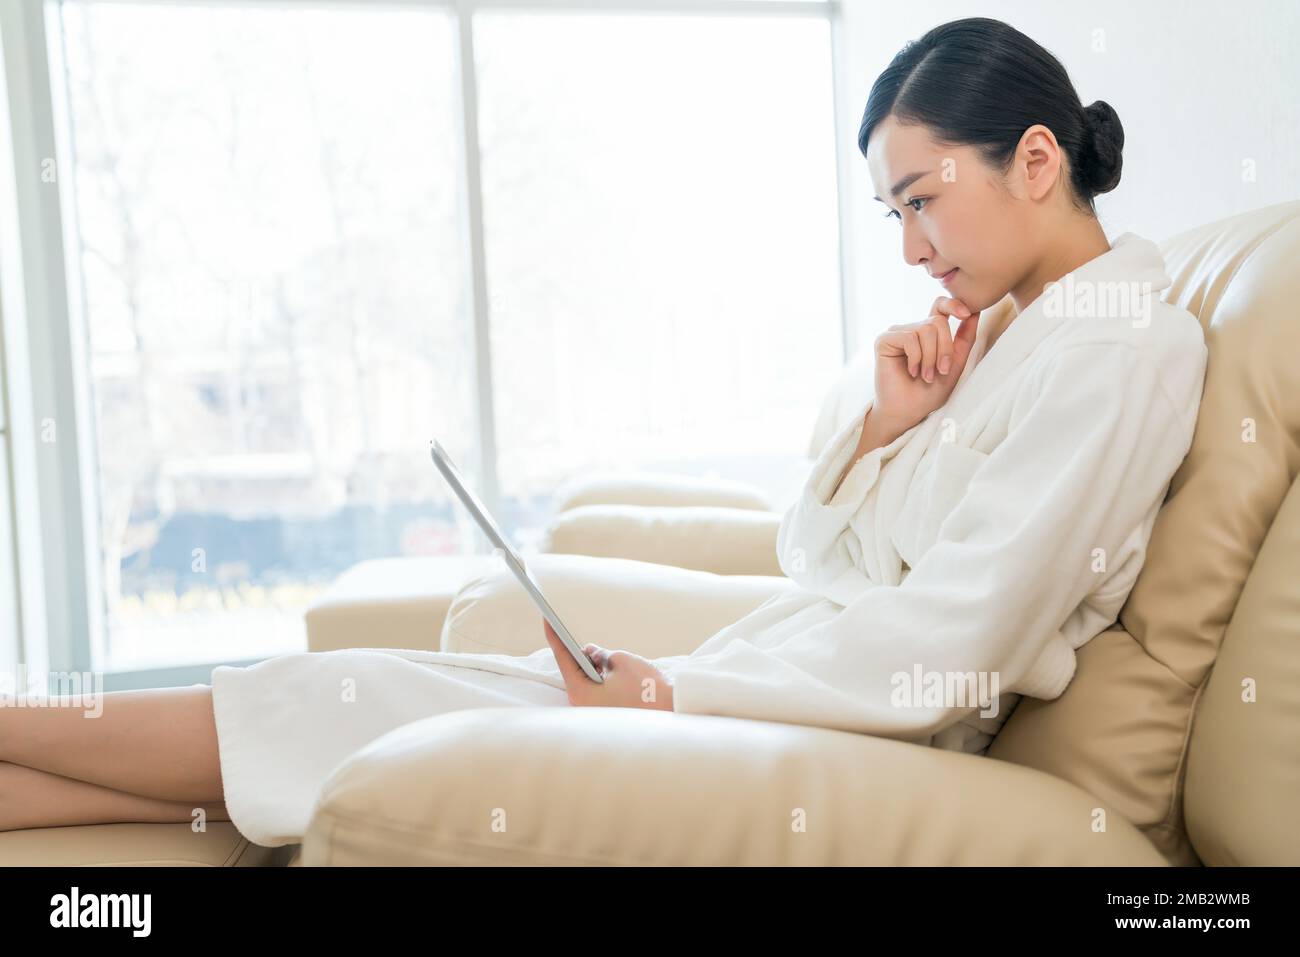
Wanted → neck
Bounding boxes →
[1008,216,1112,316]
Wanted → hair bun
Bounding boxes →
[1081,100,1124,195]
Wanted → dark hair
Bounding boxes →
[858,17,1124,216]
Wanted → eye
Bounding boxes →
[882,197,929,222]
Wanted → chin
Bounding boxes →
[964,285,1004,313]
[952,282,986,311]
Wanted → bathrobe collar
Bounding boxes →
[949,231,1172,415]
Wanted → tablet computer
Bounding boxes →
[429,438,604,684]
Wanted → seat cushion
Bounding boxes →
[0,821,295,866]
[302,707,1168,866]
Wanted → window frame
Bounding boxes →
[0,0,850,689]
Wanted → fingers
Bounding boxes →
[879,295,977,381]
[953,308,981,349]
[930,315,954,377]
[604,650,632,670]
[895,330,920,377]
[917,322,939,382]
[583,643,610,673]
[878,325,943,381]
[581,644,635,677]
[932,296,972,320]
[928,297,978,377]
[877,328,931,380]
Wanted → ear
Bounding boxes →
[1015,124,1063,202]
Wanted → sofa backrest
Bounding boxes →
[987,201,1300,865]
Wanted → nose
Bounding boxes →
[901,218,934,270]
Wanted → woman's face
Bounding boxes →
[866,114,1061,313]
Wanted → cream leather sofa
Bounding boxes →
[2,200,1296,866]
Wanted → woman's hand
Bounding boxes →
[872,296,980,434]
[542,619,674,711]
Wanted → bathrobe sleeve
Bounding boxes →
[671,341,1201,738]
[775,397,916,605]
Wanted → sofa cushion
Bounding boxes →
[540,504,783,576]
[0,821,295,866]
[989,200,1300,866]
[1183,468,1300,865]
[305,555,498,653]
[301,706,1168,865]
[440,552,796,659]
[550,471,772,513]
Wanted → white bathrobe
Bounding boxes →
[210,231,1207,847]
[664,230,1207,748]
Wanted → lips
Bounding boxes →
[939,267,959,286]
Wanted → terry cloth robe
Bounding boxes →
[663,230,1208,751]
[209,231,1206,847]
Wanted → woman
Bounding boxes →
[0,17,1207,847]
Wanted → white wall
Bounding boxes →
[835,0,1300,358]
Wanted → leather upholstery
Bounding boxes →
[305,555,499,653]
[440,552,796,658]
[539,504,783,576]
[302,706,1168,866]
[989,201,1300,865]
[550,470,774,513]
[0,821,295,866]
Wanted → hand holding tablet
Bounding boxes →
[430,438,605,683]
[541,619,675,711]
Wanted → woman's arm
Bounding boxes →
[775,398,915,606]
[829,408,911,501]
[667,339,1206,738]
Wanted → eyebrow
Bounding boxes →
[873,171,931,203]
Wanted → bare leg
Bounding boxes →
[0,685,224,803]
[0,761,230,832]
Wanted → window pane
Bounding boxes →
[59,1,474,671]
[475,12,842,545]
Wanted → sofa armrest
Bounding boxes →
[304,555,500,653]
[439,552,796,659]
[550,471,773,513]
[539,504,783,576]
[302,707,1169,866]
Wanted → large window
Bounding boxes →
[6,0,844,679]
[59,1,475,670]
[475,11,842,541]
